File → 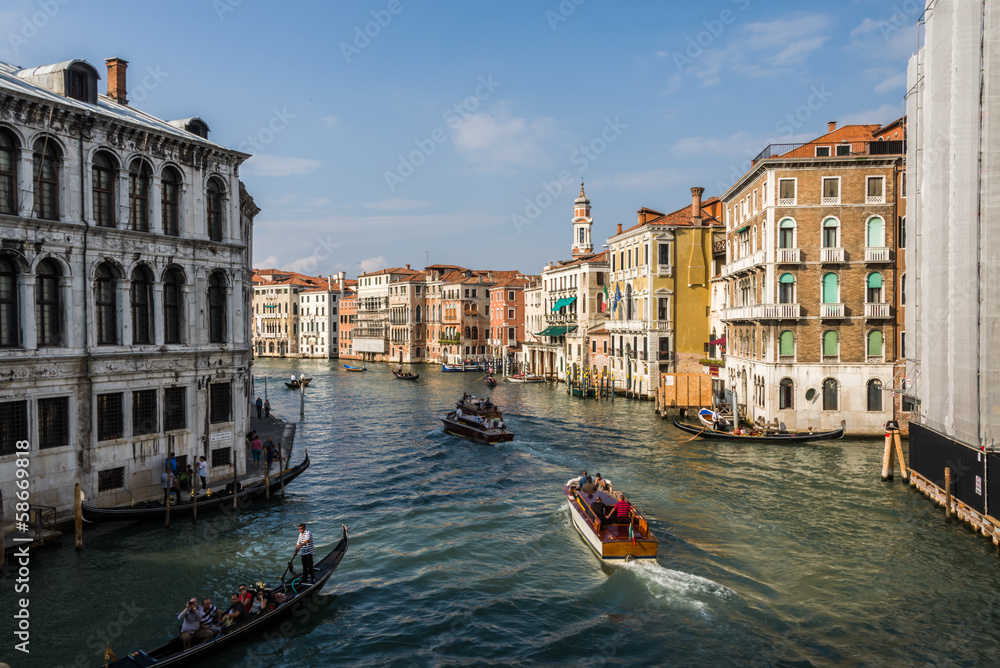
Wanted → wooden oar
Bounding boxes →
[686,426,709,442]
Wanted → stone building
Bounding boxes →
[297,278,341,359]
[338,288,358,359]
[0,57,257,517]
[354,266,420,362]
[487,275,538,371]
[721,121,905,434]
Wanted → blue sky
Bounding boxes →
[2,0,919,277]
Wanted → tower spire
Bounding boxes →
[571,181,593,257]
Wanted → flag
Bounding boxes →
[628,523,636,546]
[104,644,116,667]
[612,283,621,313]
[602,282,609,312]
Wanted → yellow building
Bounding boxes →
[605,188,723,396]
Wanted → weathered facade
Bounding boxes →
[0,57,256,518]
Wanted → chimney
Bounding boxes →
[616,223,622,235]
[338,271,345,291]
[828,121,837,133]
[691,187,705,225]
[105,57,128,105]
[406,264,410,270]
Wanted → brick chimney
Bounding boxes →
[828,121,837,133]
[105,57,128,105]
[616,223,622,234]
[691,187,705,225]
[405,264,410,270]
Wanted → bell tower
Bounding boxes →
[571,182,593,258]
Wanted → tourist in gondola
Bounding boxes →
[200,597,220,637]
[179,598,212,649]
[294,523,316,583]
[220,593,246,632]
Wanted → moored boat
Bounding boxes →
[441,360,487,372]
[563,478,658,563]
[672,418,846,443]
[344,364,367,372]
[505,374,545,383]
[106,525,349,668]
[441,395,514,443]
[698,408,730,431]
[82,454,311,522]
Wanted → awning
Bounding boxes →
[708,335,727,346]
[536,325,578,337]
[551,296,577,312]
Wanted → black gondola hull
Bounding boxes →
[671,419,845,443]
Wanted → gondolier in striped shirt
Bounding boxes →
[294,523,316,583]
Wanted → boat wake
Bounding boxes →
[618,559,737,614]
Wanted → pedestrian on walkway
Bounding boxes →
[263,399,270,418]
[255,396,263,419]
[198,455,208,490]
[265,437,276,471]
[251,434,263,469]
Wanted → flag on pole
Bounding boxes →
[628,523,636,546]
[602,282,609,312]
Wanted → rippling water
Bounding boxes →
[8,358,1000,667]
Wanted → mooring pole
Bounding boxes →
[881,427,895,482]
[300,382,305,418]
[232,447,239,510]
[164,474,171,528]
[74,483,83,550]
[280,441,286,498]
[893,429,908,481]
[264,456,270,500]
[192,485,197,524]
[944,467,953,523]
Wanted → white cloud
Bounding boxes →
[282,254,328,274]
[672,131,770,157]
[244,155,322,177]
[451,106,557,171]
[254,255,279,268]
[364,198,432,211]
[848,12,919,59]
[321,115,339,126]
[874,71,907,95]
[591,169,689,192]
[838,102,903,126]
[358,256,388,273]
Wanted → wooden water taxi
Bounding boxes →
[441,395,514,444]
[563,478,658,563]
[106,525,349,668]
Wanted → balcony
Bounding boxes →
[638,351,648,361]
[751,139,906,166]
[821,196,840,205]
[820,247,845,263]
[779,355,796,364]
[722,303,801,321]
[658,350,674,361]
[820,303,845,318]
[777,197,796,207]
[723,249,766,276]
[656,264,673,277]
[866,194,886,205]
[865,247,891,262]
[867,355,885,364]
[775,248,802,263]
[606,319,648,333]
[865,302,891,319]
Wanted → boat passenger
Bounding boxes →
[590,497,613,525]
[456,408,463,419]
[237,584,253,611]
[291,374,296,382]
[578,470,588,489]
[581,476,598,494]
[595,473,613,493]
[614,496,632,523]
[200,597,220,637]
[220,593,246,631]
[179,598,212,649]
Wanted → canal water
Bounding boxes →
[6,358,1000,667]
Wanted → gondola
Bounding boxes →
[392,369,419,380]
[82,454,311,522]
[671,418,846,443]
[484,376,497,386]
[284,377,312,389]
[343,364,367,372]
[106,525,349,668]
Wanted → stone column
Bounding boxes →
[117,280,131,345]
[18,148,33,217]
[182,283,195,345]
[20,275,36,350]
[59,276,73,349]
[117,168,130,230]
[152,280,164,345]
[149,175,163,235]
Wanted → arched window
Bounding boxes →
[471,326,479,340]
[464,326,471,339]
[778,273,795,303]
[898,216,906,249]
[161,167,181,236]
[822,273,839,304]
[867,379,883,412]
[822,378,838,410]
[0,130,18,215]
[129,160,152,232]
[92,152,117,227]
[822,218,839,248]
[206,178,224,241]
[36,259,62,347]
[95,263,118,345]
[901,273,906,305]
[867,273,883,303]
[867,330,883,358]
[822,330,838,358]
[778,218,795,249]
[779,330,794,358]
[0,256,18,347]
[163,267,183,344]
[33,138,60,220]
[208,272,227,343]
[866,216,884,248]
[131,266,153,344]
[626,284,633,320]
[779,378,794,409]
[415,305,421,323]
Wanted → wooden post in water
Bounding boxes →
[232,447,239,510]
[164,475,171,528]
[944,467,952,523]
[1,490,5,566]
[279,441,286,498]
[74,483,83,550]
[881,428,895,481]
[192,485,197,524]
[893,429,908,481]
[264,456,270,500]
[300,382,305,418]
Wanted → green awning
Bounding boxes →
[551,296,577,311]
[536,325,578,337]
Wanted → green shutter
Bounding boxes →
[867,331,883,356]
[822,273,838,304]
[867,273,883,289]
[780,273,795,284]
[779,331,794,356]
[823,331,837,356]
[867,217,883,247]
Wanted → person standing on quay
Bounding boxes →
[255,395,263,419]
[198,455,208,491]
[251,434,263,470]
[294,523,316,583]
[265,437,276,471]
[263,399,271,418]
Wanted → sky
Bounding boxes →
[1,0,920,277]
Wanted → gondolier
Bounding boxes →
[294,523,316,583]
